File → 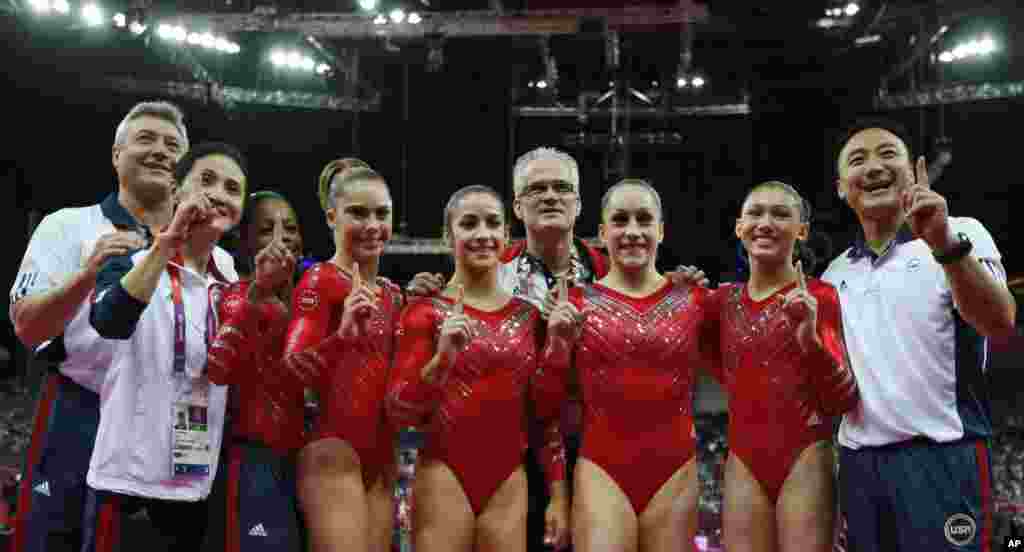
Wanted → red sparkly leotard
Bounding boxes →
[207,281,306,455]
[282,262,403,486]
[387,296,567,516]
[534,280,707,515]
[705,279,858,503]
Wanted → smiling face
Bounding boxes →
[598,184,664,273]
[448,191,508,274]
[245,197,303,259]
[735,186,809,268]
[837,127,916,221]
[113,115,185,206]
[326,178,393,265]
[178,153,246,237]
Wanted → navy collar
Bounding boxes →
[100,193,154,241]
[848,224,914,261]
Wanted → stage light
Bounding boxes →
[172,25,186,41]
[81,3,103,27]
[199,32,216,48]
[691,76,705,88]
[113,12,126,27]
[225,42,240,54]
[817,18,835,29]
[940,35,998,63]
[28,0,49,14]
[389,8,405,23]
[536,79,548,89]
[315,63,331,75]
[676,77,688,88]
[844,2,859,16]
[186,31,201,44]
[271,49,319,71]
[358,0,377,10]
[855,34,881,45]
[52,0,69,13]
[373,14,386,24]
[408,12,421,24]
[528,81,535,88]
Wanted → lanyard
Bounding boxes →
[167,255,223,377]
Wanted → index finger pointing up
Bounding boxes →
[273,219,285,245]
[916,155,930,190]
[454,284,465,315]
[796,260,807,291]
[351,261,362,289]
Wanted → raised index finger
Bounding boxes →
[796,260,807,291]
[454,284,465,315]
[272,219,286,245]
[351,261,362,289]
[916,155,930,190]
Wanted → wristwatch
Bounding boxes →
[932,232,973,265]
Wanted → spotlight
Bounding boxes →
[373,14,386,24]
[81,3,103,26]
[941,35,998,62]
[691,76,705,88]
[536,80,548,89]
[129,21,146,34]
[389,8,405,23]
[52,0,70,14]
[226,42,240,54]
[358,0,377,9]
[315,63,331,75]
[270,50,287,65]
[172,25,186,42]
[528,81,535,88]
[113,12,126,27]
[817,18,835,29]
[844,2,860,16]
[186,32,201,44]
[199,32,216,48]
[157,23,174,39]
[28,0,49,14]
[408,12,421,24]
[676,77,688,88]
[214,37,231,51]
[855,34,881,45]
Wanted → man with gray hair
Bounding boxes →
[8,100,188,552]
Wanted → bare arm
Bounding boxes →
[945,256,1016,339]
[13,270,98,350]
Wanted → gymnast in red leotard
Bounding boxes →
[387,185,570,552]
[704,181,859,552]
[534,179,707,552]
[280,161,400,552]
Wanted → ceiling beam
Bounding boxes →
[171,4,708,39]
[83,75,381,111]
[875,80,1024,109]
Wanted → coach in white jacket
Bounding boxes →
[83,142,245,551]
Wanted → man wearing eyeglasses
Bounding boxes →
[498,147,608,312]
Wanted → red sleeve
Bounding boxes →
[531,287,583,424]
[805,280,859,417]
[698,286,726,384]
[282,265,350,386]
[524,308,566,486]
[386,299,444,428]
[208,282,262,385]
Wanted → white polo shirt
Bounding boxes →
[9,194,151,392]
[823,217,1006,449]
[87,246,236,501]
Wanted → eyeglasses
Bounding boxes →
[518,180,576,199]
